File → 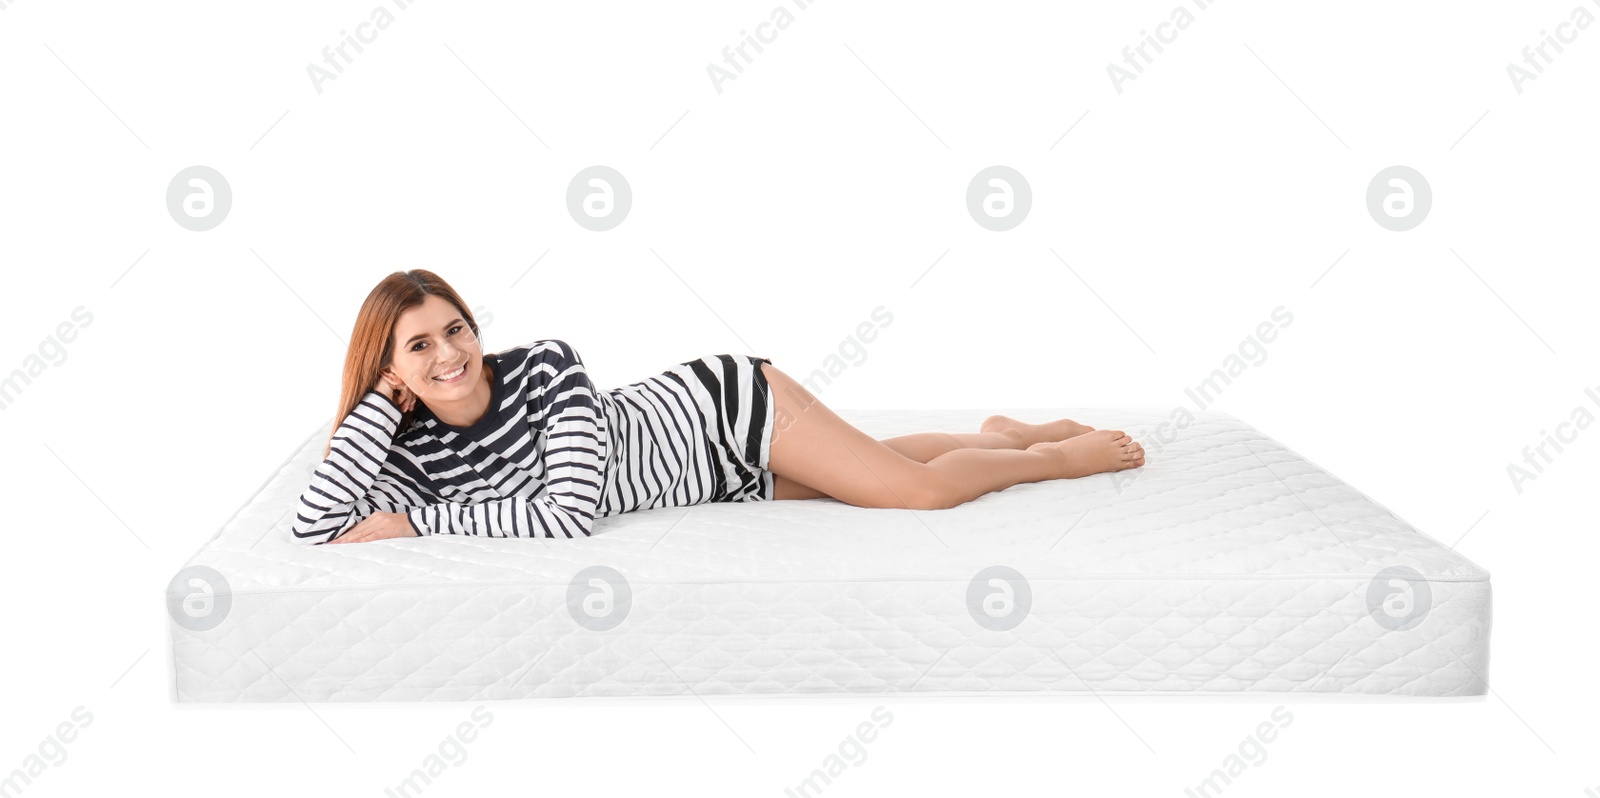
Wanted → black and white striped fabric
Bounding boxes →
[290,339,777,545]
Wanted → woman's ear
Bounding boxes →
[378,367,401,390]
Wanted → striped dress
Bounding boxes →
[290,339,777,545]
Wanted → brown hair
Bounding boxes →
[323,269,484,459]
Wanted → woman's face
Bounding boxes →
[381,294,484,401]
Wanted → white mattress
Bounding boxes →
[165,408,1491,701]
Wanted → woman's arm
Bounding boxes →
[289,389,433,545]
[406,339,608,539]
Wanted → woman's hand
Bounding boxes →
[328,512,418,544]
[381,375,418,414]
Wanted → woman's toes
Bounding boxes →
[1117,438,1144,464]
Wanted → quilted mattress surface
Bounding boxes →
[166,408,1491,701]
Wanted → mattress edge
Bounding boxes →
[175,420,326,572]
[1214,411,1492,582]
[181,572,1494,598]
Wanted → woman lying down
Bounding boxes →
[291,270,1144,545]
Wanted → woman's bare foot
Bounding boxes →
[1028,429,1145,478]
[982,414,1096,447]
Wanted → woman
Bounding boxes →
[291,270,1145,545]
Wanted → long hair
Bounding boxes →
[323,270,485,459]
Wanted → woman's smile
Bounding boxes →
[432,362,468,383]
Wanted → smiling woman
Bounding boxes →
[384,298,497,430]
[288,269,1146,546]
[291,268,792,545]
[321,271,490,463]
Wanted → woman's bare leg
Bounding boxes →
[775,423,1033,500]
[761,363,1143,509]
[774,415,1100,500]
[878,416,1098,463]
[979,414,1097,446]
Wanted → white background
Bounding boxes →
[2,0,1596,795]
